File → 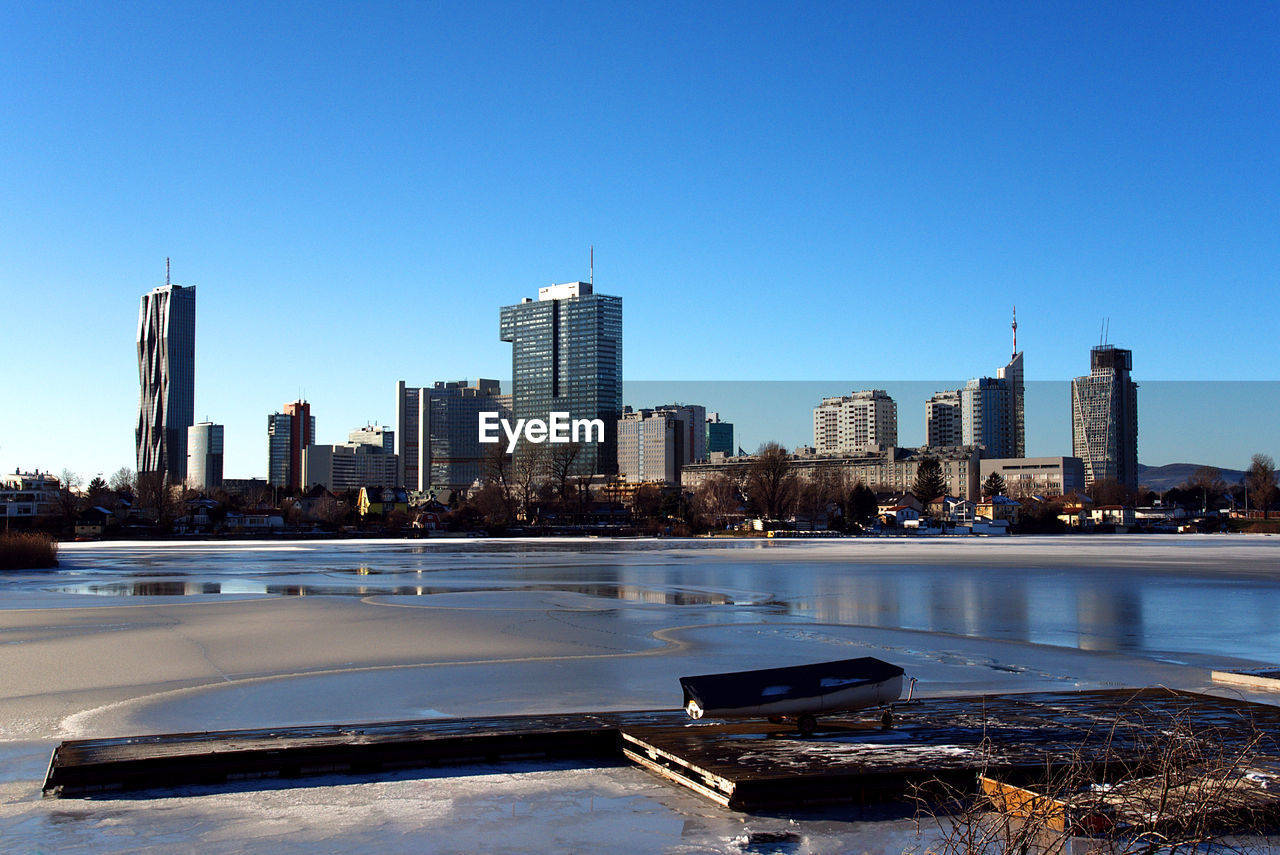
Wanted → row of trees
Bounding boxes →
[41,448,1279,537]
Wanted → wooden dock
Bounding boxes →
[44,689,1280,810]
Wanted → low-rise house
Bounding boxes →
[74,506,117,539]
[1091,505,1136,529]
[357,486,409,518]
[880,505,920,527]
[877,493,923,516]
[977,495,1022,525]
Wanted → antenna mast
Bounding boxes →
[166,257,171,287]
[1011,305,1017,357]
[590,245,594,286]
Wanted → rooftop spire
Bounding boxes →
[165,257,171,287]
[1011,305,1017,357]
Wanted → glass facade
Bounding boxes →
[1072,346,1139,490]
[136,284,196,483]
[500,284,622,476]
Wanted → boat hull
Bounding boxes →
[680,657,905,721]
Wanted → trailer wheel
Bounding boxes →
[797,713,817,736]
[881,709,894,729]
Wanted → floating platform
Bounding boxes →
[43,711,683,797]
[44,690,1280,811]
[1212,667,1280,692]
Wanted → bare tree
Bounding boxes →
[1245,454,1277,519]
[546,442,583,506]
[1089,477,1135,508]
[135,471,182,529]
[56,469,84,529]
[691,475,741,530]
[629,484,663,519]
[108,467,135,495]
[795,465,844,530]
[511,443,548,523]
[746,442,797,521]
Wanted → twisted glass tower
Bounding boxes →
[136,282,196,483]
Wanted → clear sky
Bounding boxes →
[1,2,1277,481]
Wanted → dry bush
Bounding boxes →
[0,531,59,569]
[910,705,1280,854]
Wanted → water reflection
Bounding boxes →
[53,580,741,606]
[32,542,1280,662]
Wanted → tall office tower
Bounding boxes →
[1071,345,1138,491]
[499,282,623,476]
[186,422,224,490]
[929,315,1025,457]
[961,377,1015,457]
[706,412,735,457]
[136,270,196,483]
[267,400,315,490]
[925,390,962,447]
[396,379,507,492]
[812,390,897,455]
[999,350,1025,458]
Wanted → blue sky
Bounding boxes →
[1,1,1276,480]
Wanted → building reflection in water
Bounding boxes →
[1076,583,1143,652]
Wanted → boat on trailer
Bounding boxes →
[680,657,906,734]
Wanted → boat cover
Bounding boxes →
[680,657,904,718]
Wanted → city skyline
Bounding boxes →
[2,3,1277,480]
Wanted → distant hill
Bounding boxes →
[1137,463,1246,492]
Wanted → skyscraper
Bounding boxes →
[136,271,196,483]
[925,315,1024,457]
[268,400,315,490]
[396,379,507,492]
[1071,345,1138,491]
[500,282,622,476]
[186,422,224,491]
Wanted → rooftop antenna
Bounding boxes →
[590,245,594,286]
[1104,318,1110,346]
[165,257,171,287]
[1099,319,1106,348]
[1011,305,1017,357]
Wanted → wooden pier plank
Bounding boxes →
[43,689,1280,809]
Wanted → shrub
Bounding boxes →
[0,531,59,570]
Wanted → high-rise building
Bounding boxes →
[136,271,196,483]
[617,408,678,484]
[1071,345,1138,491]
[999,350,1025,458]
[652,403,706,464]
[396,380,507,492]
[706,412,735,457]
[186,422,224,490]
[926,316,1024,458]
[961,377,1014,456]
[617,403,707,484]
[500,282,622,476]
[267,400,315,490]
[813,390,897,455]
[925,390,962,447]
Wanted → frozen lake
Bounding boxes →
[2,535,1279,853]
